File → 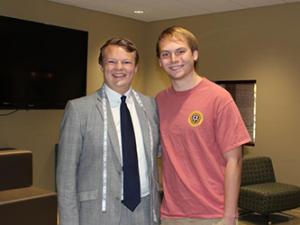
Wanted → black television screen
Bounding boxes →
[0,16,88,109]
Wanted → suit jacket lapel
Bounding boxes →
[132,93,152,167]
[95,87,121,164]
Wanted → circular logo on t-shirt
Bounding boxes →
[188,111,204,127]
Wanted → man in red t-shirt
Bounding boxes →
[155,26,251,225]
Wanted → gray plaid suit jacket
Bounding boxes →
[57,86,160,225]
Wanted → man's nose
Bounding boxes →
[115,61,123,69]
[170,53,178,62]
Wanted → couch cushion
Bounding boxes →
[241,157,275,186]
[239,182,300,214]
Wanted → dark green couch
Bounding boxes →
[239,156,300,222]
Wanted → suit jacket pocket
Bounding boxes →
[78,189,99,202]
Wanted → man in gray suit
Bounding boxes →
[57,38,160,225]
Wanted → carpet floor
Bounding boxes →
[239,208,300,225]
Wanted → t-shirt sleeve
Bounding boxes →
[215,100,251,153]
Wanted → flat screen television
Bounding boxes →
[0,15,88,109]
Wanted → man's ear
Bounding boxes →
[134,65,138,73]
[99,64,104,73]
[158,59,162,67]
[193,50,199,61]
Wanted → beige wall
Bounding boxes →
[144,3,300,186]
[0,0,147,191]
[1,1,299,191]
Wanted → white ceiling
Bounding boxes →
[49,0,300,22]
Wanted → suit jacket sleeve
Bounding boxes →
[57,101,82,225]
[149,97,161,158]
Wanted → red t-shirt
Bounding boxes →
[156,78,251,219]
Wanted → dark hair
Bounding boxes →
[98,37,139,66]
[156,26,199,66]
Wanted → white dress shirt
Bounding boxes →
[104,84,150,198]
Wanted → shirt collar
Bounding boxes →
[104,84,132,107]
